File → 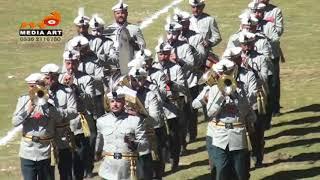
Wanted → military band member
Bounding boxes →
[89,14,119,71]
[40,64,78,180]
[238,32,270,167]
[153,41,186,171]
[192,60,252,180]
[188,0,222,50]
[227,12,272,60]
[257,0,284,116]
[106,0,146,51]
[60,50,96,179]
[173,8,207,65]
[95,88,149,180]
[128,64,167,179]
[13,73,60,180]
[65,7,103,55]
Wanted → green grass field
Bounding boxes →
[0,0,319,179]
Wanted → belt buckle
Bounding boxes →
[31,136,40,142]
[225,123,234,129]
[113,153,122,160]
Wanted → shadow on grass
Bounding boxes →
[264,137,320,154]
[265,126,320,140]
[272,116,320,128]
[185,145,207,156]
[284,104,320,114]
[188,173,213,180]
[164,159,209,176]
[261,166,320,180]
[264,152,320,167]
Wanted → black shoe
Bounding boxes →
[180,147,187,156]
[273,112,281,117]
[86,172,94,178]
[255,161,264,168]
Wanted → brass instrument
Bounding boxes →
[199,68,238,96]
[29,85,49,106]
[198,69,219,87]
[217,74,237,96]
[257,86,267,115]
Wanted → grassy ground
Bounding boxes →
[0,0,320,179]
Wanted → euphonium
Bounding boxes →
[29,85,49,106]
[217,71,237,96]
[198,69,219,87]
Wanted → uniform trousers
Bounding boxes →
[20,158,53,180]
[58,148,73,180]
[153,126,168,179]
[85,114,97,176]
[272,57,281,114]
[210,145,249,180]
[167,118,180,168]
[249,111,266,165]
[187,86,200,142]
[72,134,89,180]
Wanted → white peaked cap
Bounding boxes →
[222,47,242,59]
[112,0,128,11]
[128,67,147,77]
[189,0,205,6]
[40,64,60,74]
[214,59,236,73]
[128,57,146,69]
[239,10,259,25]
[173,8,191,22]
[73,7,90,26]
[106,87,126,99]
[68,36,89,50]
[248,1,266,10]
[89,14,105,29]
[25,73,44,84]
[239,31,256,43]
[164,16,182,32]
[63,50,80,61]
[134,49,152,61]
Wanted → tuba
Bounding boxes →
[198,69,219,87]
[217,72,238,96]
[29,85,49,106]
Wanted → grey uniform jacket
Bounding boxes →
[96,112,149,180]
[49,84,78,149]
[59,71,95,135]
[192,85,251,151]
[257,20,280,59]
[78,52,105,96]
[153,62,186,119]
[236,68,258,110]
[12,95,61,161]
[64,34,104,55]
[264,4,284,36]
[107,22,146,49]
[180,30,207,67]
[97,37,119,67]
[171,40,197,88]
[227,31,272,60]
[245,51,269,85]
[189,13,222,48]
[137,87,164,129]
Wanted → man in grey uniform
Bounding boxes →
[258,0,284,116]
[192,60,253,180]
[153,41,186,170]
[239,32,269,167]
[95,87,149,180]
[65,8,103,56]
[60,50,96,179]
[12,73,60,180]
[188,0,222,51]
[105,1,146,51]
[127,65,165,179]
[40,64,78,180]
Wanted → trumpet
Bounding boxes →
[29,85,49,106]
[199,68,238,95]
